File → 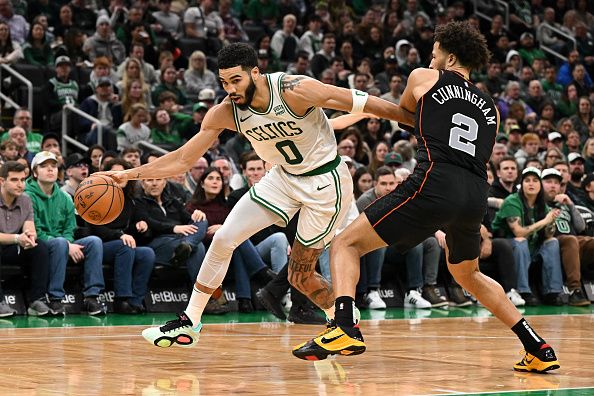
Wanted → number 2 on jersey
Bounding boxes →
[448,113,478,157]
[275,140,304,165]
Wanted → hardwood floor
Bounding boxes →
[0,315,592,395]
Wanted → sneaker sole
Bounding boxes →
[292,344,366,361]
[513,362,560,373]
[27,308,49,316]
[150,334,198,348]
[0,312,16,317]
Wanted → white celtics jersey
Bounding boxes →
[231,72,337,175]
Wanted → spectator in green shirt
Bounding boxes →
[491,167,565,306]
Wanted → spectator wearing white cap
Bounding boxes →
[541,168,591,306]
[25,151,107,316]
[567,152,588,207]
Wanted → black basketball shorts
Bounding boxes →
[364,162,489,264]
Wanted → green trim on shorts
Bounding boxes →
[296,169,342,246]
[296,155,341,177]
[249,187,290,226]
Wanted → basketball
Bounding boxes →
[74,175,125,225]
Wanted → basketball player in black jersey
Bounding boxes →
[293,21,560,373]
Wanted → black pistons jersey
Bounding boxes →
[413,70,497,180]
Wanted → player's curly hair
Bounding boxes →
[217,43,258,71]
[434,21,491,71]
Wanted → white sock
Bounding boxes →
[184,286,211,326]
[323,305,335,320]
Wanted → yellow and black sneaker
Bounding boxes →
[513,344,560,373]
[292,326,366,361]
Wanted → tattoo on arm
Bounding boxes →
[135,172,141,179]
[280,76,305,92]
[287,243,334,310]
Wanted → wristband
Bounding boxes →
[351,89,368,114]
[14,234,19,244]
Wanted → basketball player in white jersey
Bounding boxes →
[99,43,414,348]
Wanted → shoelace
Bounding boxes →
[160,315,191,333]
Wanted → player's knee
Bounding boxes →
[211,228,239,252]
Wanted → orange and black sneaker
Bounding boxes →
[513,344,560,373]
[292,325,366,361]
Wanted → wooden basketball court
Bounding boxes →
[0,312,593,395]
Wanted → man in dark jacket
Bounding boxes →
[489,156,519,200]
[136,177,207,283]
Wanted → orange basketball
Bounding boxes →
[74,175,125,225]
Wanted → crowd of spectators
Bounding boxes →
[1,0,594,318]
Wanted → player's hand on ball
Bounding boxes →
[94,170,130,185]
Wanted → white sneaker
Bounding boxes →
[506,288,526,306]
[364,290,386,309]
[404,289,432,309]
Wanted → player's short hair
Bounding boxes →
[433,21,490,71]
[0,161,26,178]
[217,43,258,72]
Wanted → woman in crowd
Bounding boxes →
[186,167,273,313]
[115,78,151,121]
[118,59,152,107]
[353,167,373,200]
[150,108,184,149]
[340,127,370,166]
[557,83,579,119]
[0,21,22,64]
[116,103,151,151]
[22,22,53,66]
[184,50,218,99]
[367,140,389,178]
[86,144,105,174]
[543,147,565,169]
[583,137,594,173]
[88,158,155,314]
[152,65,187,106]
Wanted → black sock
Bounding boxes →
[334,296,356,328]
[511,318,546,354]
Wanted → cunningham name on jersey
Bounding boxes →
[431,84,497,125]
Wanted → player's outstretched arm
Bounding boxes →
[97,103,235,182]
[280,75,415,126]
[328,113,376,130]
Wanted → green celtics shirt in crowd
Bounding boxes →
[550,203,575,235]
[0,131,43,153]
[49,77,79,106]
[491,192,551,253]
